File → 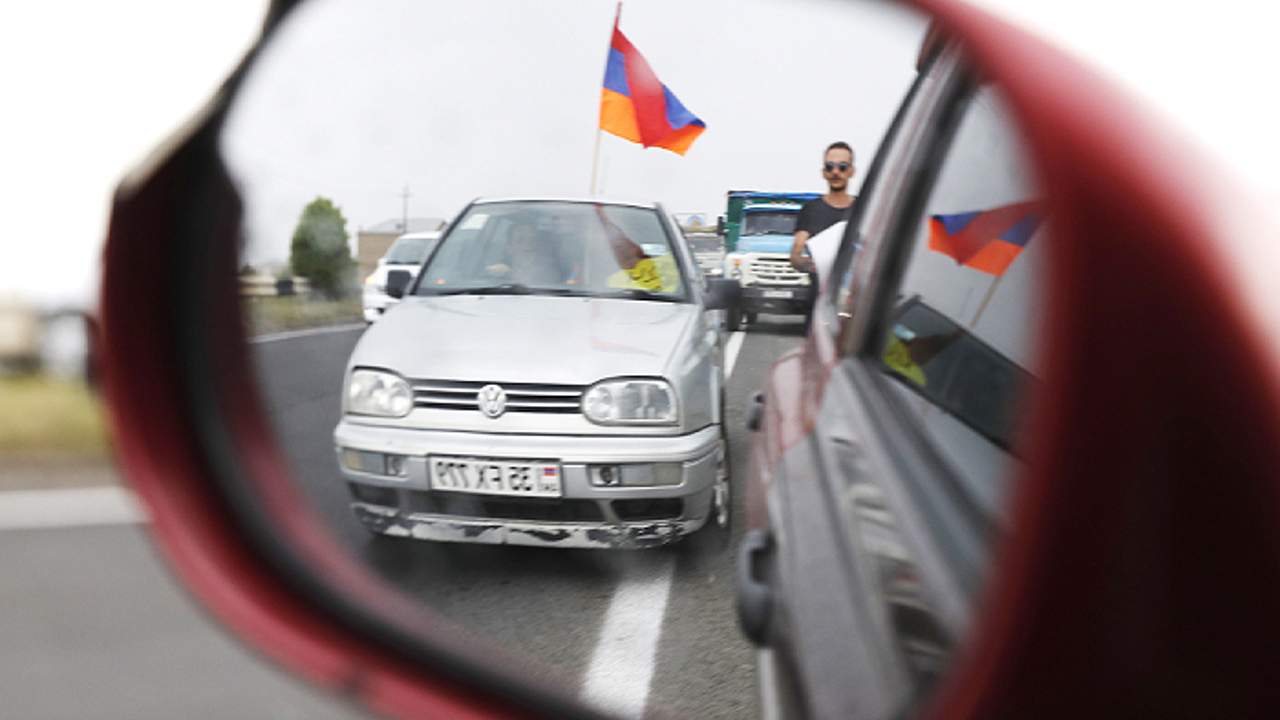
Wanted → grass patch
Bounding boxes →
[0,374,111,463]
[246,294,362,335]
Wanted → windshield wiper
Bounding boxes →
[429,284,534,296]
[427,284,598,297]
[528,287,592,297]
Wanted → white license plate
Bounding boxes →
[762,289,793,299]
[429,456,562,497]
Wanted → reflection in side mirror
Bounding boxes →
[385,269,410,299]
[215,1,950,719]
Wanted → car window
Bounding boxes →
[872,83,1044,518]
[416,201,688,299]
[385,236,436,264]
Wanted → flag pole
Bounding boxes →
[970,274,1003,327]
[590,130,603,196]
[592,2,623,196]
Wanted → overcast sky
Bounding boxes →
[4,0,1278,308]
[221,0,927,271]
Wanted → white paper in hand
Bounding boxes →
[806,220,846,282]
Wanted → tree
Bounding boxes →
[289,197,353,298]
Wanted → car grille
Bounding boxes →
[408,490,607,522]
[410,379,585,414]
[355,486,685,524]
[745,255,810,284]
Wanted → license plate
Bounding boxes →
[762,289,793,299]
[429,456,562,497]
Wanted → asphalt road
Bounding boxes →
[250,314,806,720]
[0,313,803,720]
[0,490,373,720]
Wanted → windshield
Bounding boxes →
[417,201,688,300]
[385,236,437,264]
[742,210,799,236]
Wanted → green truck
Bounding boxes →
[718,191,820,330]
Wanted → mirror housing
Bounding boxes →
[385,269,411,300]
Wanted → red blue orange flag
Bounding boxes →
[927,200,1045,276]
[600,16,705,156]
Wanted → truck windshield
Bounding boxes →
[742,211,798,236]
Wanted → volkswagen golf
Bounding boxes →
[333,198,735,550]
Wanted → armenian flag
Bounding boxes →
[599,18,705,156]
[927,200,1044,276]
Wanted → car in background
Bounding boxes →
[335,198,736,549]
[361,230,441,323]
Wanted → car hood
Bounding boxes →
[350,294,699,383]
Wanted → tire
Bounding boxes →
[744,311,758,324]
[726,305,748,332]
[682,429,731,556]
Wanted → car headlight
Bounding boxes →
[346,369,414,417]
[582,378,678,425]
[724,255,742,280]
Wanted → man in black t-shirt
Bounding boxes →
[791,141,856,330]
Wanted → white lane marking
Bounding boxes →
[0,486,145,531]
[579,330,747,716]
[724,330,746,380]
[250,323,365,344]
[581,558,676,720]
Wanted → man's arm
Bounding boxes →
[790,230,814,272]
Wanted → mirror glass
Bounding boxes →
[212,1,1017,717]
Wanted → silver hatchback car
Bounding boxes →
[334,198,736,549]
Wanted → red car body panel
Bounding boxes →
[745,329,840,531]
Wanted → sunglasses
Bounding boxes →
[824,161,851,173]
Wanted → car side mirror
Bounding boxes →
[703,277,738,311]
[385,268,411,299]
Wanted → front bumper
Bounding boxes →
[362,288,394,322]
[334,421,721,549]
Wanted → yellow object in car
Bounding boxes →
[609,255,681,293]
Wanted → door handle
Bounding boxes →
[736,528,774,645]
[746,390,765,431]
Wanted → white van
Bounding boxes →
[362,231,441,323]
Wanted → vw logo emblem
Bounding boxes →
[477,384,507,418]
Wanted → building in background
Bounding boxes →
[355,218,446,282]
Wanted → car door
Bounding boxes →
[742,41,1045,720]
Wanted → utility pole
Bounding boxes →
[400,185,411,232]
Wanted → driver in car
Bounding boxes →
[485,222,574,285]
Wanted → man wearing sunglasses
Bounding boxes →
[790,141,856,330]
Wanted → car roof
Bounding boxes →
[393,230,442,241]
[469,197,659,211]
